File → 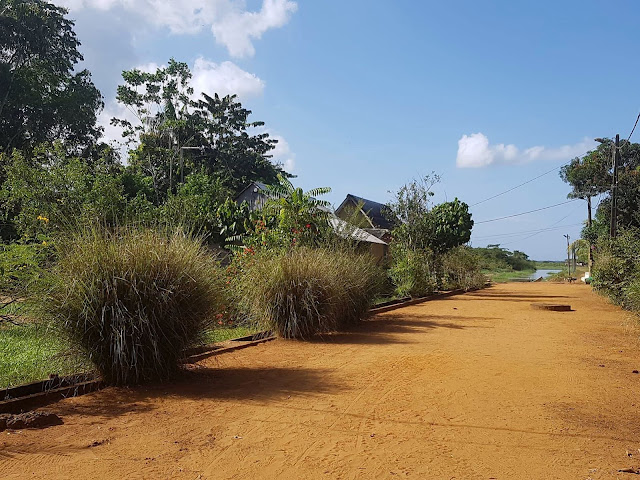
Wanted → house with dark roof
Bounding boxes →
[335,194,396,244]
[234,181,270,211]
[234,183,390,262]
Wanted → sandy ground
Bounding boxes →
[2,283,640,479]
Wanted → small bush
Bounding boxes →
[441,246,487,291]
[591,252,627,302]
[0,242,53,295]
[592,230,640,308]
[234,248,383,338]
[623,278,640,313]
[388,246,437,298]
[43,227,225,385]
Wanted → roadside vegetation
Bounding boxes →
[471,245,536,283]
[0,1,487,387]
[560,138,640,316]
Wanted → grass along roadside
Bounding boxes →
[0,322,261,389]
[0,323,92,389]
[546,266,588,282]
[202,325,260,344]
[484,268,535,283]
[534,261,566,269]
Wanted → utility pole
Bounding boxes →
[587,195,593,273]
[564,234,571,278]
[610,134,620,238]
[169,155,173,194]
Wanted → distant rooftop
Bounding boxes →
[340,194,395,230]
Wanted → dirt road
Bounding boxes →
[2,283,640,479]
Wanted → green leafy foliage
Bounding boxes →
[387,176,473,253]
[232,175,332,251]
[386,174,439,250]
[0,143,133,237]
[387,245,437,298]
[473,246,536,272]
[114,61,286,202]
[162,173,227,237]
[386,176,475,297]
[0,242,52,294]
[216,198,252,243]
[441,246,486,291]
[591,229,640,309]
[0,0,103,153]
[560,149,611,200]
[426,199,473,254]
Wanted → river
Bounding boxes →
[529,269,562,281]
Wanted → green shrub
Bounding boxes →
[592,230,640,308]
[592,252,627,303]
[623,278,640,313]
[43,227,225,385]
[441,246,487,291]
[0,242,53,295]
[234,248,383,338]
[388,246,437,298]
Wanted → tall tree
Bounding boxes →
[0,0,103,152]
[561,139,640,245]
[196,93,283,193]
[113,61,286,202]
[113,59,197,202]
[560,147,611,227]
[386,175,473,253]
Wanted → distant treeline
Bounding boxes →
[473,246,536,272]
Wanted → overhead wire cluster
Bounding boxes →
[468,111,640,246]
[469,151,592,246]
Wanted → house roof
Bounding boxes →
[234,181,270,201]
[328,216,387,245]
[337,194,395,230]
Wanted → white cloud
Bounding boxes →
[456,133,596,168]
[211,0,298,58]
[96,101,137,161]
[56,0,297,58]
[191,58,264,100]
[269,133,295,172]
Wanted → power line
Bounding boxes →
[473,222,584,240]
[498,202,584,246]
[474,199,579,224]
[469,148,597,208]
[628,111,640,142]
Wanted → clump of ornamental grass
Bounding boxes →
[43,226,225,386]
[235,247,383,338]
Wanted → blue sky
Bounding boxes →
[57,0,639,260]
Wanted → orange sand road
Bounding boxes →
[2,283,640,479]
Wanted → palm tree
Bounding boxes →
[266,174,331,228]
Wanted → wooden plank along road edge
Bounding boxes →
[0,287,485,414]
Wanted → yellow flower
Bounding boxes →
[42,241,47,246]
[37,215,49,223]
